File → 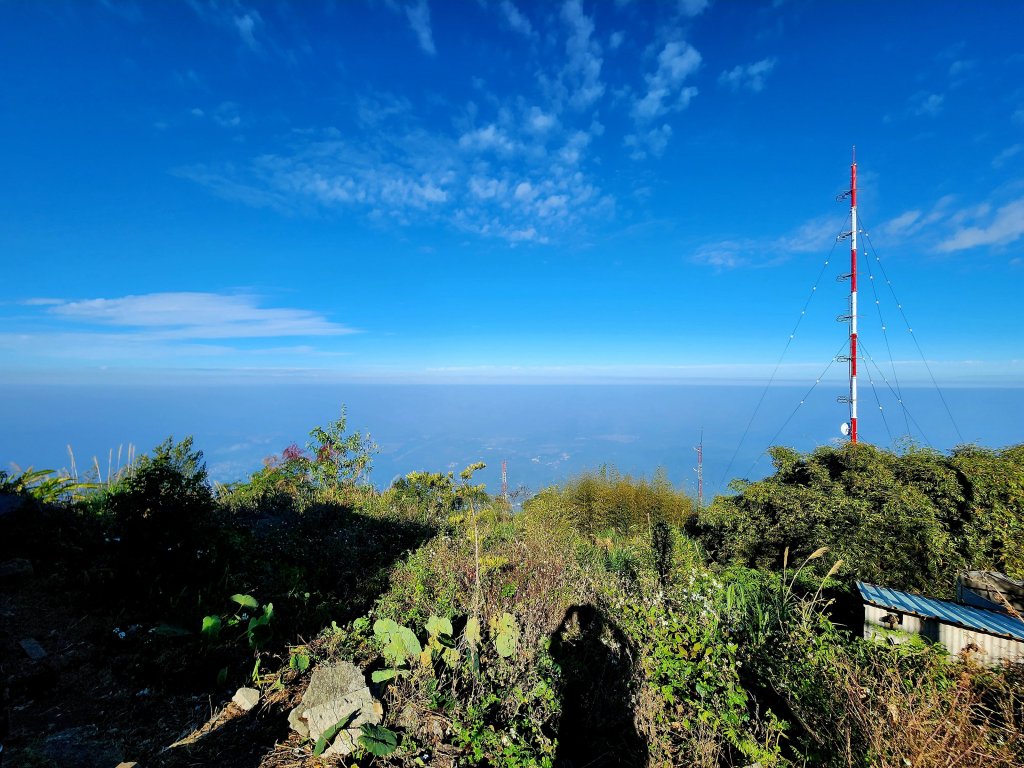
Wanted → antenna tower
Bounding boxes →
[501,459,508,504]
[837,148,859,443]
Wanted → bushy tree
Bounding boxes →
[103,436,220,606]
[556,465,693,537]
[693,442,1024,595]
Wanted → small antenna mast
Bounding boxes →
[501,459,509,506]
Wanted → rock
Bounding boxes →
[288,705,310,738]
[289,661,381,756]
[19,638,47,660]
[232,686,260,712]
[0,557,33,583]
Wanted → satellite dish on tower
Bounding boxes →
[840,422,850,436]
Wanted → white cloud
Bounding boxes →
[775,217,840,253]
[881,210,923,237]
[458,124,519,154]
[213,101,241,128]
[938,198,1024,252]
[233,10,261,51]
[718,57,777,92]
[692,241,745,269]
[188,1,266,53]
[45,292,356,339]
[183,109,611,245]
[911,91,944,117]
[992,144,1022,168]
[558,130,591,164]
[499,0,533,36]
[677,0,709,16]
[514,181,537,202]
[692,216,841,269]
[624,124,672,160]
[632,40,701,122]
[469,175,508,200]
[560,0,605,110]
[405,0,436,56]
[526,107,557,134]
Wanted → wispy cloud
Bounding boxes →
[992,144,1022,169]
[181,81,613,244]
[676,0,710,17]
[0,293,359,370]
[624,124,672,161]
[718,57,777,92]
[188,0,264,51]
[404,0,436,56]
[938,197,1024,252]
[233,8,262,50]
[499,0,533,37]
[692,216,841,269]
[911,91,944,117]
[39,292,356,339]
[559,0,605,110]
[179,1,713,243]
[632,40,701,121]
[624,39,700,159]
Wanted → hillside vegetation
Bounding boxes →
[1,411,1022,768]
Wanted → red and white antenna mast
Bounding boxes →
[837,148,859,443]
[849,149,859,443]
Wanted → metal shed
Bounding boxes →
[858,581,1024,665]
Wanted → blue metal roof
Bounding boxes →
[858,582,1024,642]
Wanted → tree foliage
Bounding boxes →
[220,408,377,512]
[530,465,693,538]
[692,442,1024,595]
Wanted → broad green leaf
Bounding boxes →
[358,723,399,757]
[201,615,222,639]
[231,594,259,609]
[442,647,460,668]
[493,612,519,659]
[425,615,453,638]
[397,625,421,658]
[371,668,409,683]
[373,618,399,641]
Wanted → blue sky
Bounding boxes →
[3,0,1023,385]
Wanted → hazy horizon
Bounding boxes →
[2,381,1015,501]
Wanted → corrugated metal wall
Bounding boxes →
[864,604,1024,664]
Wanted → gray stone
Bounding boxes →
[19,638,47,660]
[232,686,260,712]
[289,661,382,756]
[0,557,33,583]
[288,705,310,739]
